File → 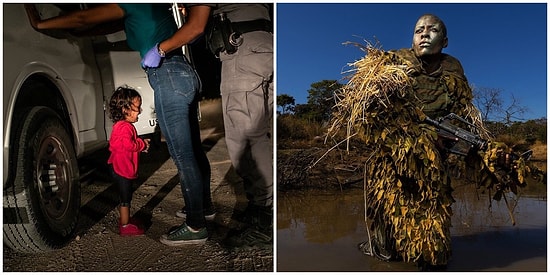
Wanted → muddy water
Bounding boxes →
[277,185,547,271]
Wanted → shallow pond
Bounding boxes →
[277,185,547,271]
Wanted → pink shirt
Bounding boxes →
[107,121,146,179]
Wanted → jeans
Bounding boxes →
[146,55,212,229]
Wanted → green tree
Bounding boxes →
[509,118,547,144]
[294,103,316,121]
[277,94,295,115]
[296,80,343,122]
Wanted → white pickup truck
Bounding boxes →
[3,3,163,253]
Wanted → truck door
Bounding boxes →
[91,31,159,139]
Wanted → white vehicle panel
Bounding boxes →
[98,31,158,138]
[105,50,158,138]
[3,3,106,159]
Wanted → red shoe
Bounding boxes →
[118,217,143,228]
[119,223,144,236]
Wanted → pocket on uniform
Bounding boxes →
[225,89,269,131]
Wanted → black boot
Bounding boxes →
[224,204,273,250]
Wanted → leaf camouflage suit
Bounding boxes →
[327,45,535,267]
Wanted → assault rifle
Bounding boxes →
[424,113,489,157]
[424,113,534,169]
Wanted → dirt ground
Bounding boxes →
[3,99,273,272]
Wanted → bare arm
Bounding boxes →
[28,4,125,30]
[158,5,211,54]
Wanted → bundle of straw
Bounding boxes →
[327,43,412,146]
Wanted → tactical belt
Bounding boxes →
[166,48,184,58]
[206,17,272,56]
[231,19,272,34]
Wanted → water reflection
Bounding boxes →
[277,185,547,272]
[277,189,364,243]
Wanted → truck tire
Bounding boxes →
[4,106,80,253]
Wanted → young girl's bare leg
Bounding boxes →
[120,205,130,225]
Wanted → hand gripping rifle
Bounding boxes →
[424,113,545,185]
[423,113,488,157]
[423,113,534,161]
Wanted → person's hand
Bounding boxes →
[141,44,163,68]
[24,4,42,30]
[142,139,151,153]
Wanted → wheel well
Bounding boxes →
[14,74,74,135]
[7,74,76,187]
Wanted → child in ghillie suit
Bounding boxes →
[108,86,150,236]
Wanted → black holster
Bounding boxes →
[206,13,272,56]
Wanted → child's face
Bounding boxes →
[124,97,142,123]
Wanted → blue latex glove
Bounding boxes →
[141,43,163,68]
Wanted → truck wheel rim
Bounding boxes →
[36,135,71,220]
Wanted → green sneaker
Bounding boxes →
[224,227,272,250]
[160,223,208,246]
